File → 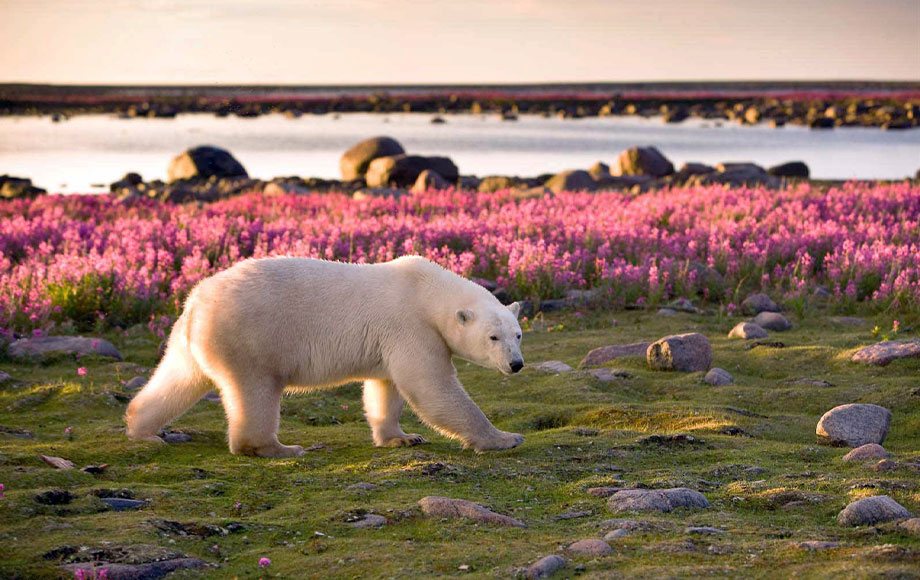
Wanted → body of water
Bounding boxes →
[1,113,918,193]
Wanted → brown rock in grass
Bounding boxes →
[418,496,525,527]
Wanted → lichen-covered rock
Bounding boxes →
[580,342,651,367]
[8,336,122,361]
[836,495,911,526]
[339,136,405,181]
[728,322,769,339]
[842,443,890,462]
[606,488,710,513]
[418,496,525,527]
[752,312,792,331]
[852,339,920,366]
[647,333,712,372]
[817,404,892,447]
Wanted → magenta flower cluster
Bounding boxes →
[1,182,918,333]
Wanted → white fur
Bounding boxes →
[125,256,524,457]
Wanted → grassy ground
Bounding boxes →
[0,308,918,579]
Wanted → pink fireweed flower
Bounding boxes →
[234,501,242,509]
[0,483,5,498]
[77,367,87,376]
[32,329,43,338]
[259,557,271,568]
[341,405,348,411]
[97,570,109,580]
[892,320,900,332]
[65,426,72,435]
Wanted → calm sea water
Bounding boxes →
[1,113,918,193]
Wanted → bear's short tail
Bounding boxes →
[125,310,209,441]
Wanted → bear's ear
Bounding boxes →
[456,309,474,325]
[507,302,522,318]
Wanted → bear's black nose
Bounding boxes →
[510,360,524,373]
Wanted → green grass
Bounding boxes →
[1,310,918,579]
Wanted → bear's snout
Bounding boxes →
[510,360,524,374]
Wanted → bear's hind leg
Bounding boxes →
[218,374,305,458]
[363,379,427,447]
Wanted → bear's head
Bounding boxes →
[448,301,524,375]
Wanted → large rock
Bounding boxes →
[607,488,710,513]
[409,169,450,193]
[752,312,792,331]
[8,336,122,361]
[477,175,526,193]
[767,161,810,178]
[704,367,734,386]
[580,342,651,367]
[728,322,769,339]
[366,155,459,188]
[690,163,779,188]
[741,293,780,315]
[544,169,596,193]
[647,333,712,372]
[836,496,911,526]
[1,175,47,199]
[816,404,892,447]
[852,339,920,366]
[567,539,611,556]
[613,146,675,177]
[588,161,612,181]
[167,146,247,182]
[418,496,525,527]
[339,136,406,181]
[62,558,208,580]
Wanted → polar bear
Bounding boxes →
[125,256,525,457]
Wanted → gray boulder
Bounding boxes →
[841,443,889,462]
[647,333,712,372]
[580,342,651,367]
[366,155,459,188]
[525,555,565,579]
[704,368,734,386]
[728,322,769,339]
[741,293,780,315]
[339,136,405,181]
[9,336,122,361]
[816,404,892,447]
[836,495,911,526]
[752,311,792,331]
[418,496,525,527]
[613,146,675,177]
[544,169,596,193]
[567,539,611,556]
[607,488,710,513]
[167,146,247,182]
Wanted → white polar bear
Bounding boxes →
[125,256,525,457]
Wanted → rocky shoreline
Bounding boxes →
[3,137,918,203]
[2,85,920,130]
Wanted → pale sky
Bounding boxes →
[1,0,918,85]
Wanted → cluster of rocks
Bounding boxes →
[1,174,46,199]
[5,85,918,130]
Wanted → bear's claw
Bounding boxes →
[381,434,428,447]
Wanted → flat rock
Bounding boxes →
[704,368,733,386]
[837,495,911,526]
[35,489,74,505]
[752,312,792,331]
[8,336,122,361]
[0,371,12,383]
[607,488,710,513]
[657,308,678,316]
[831,316,866,326]
[852,339,920,366]
[567,539,612,556]
[418,496,525,527]
[842,444,890,462]
[532,360,574,374]
[599,519,650,531]
[587,487,621,498]
[346,482,378,491]
[525,555,565,579]
[667,297,701,313]
[102,498,147,511]
[603,529,630,540]
[586,368,634,382]
[795,541,841,550]
[685,526,725,535]
[647,333,712,372]
[351,514,386,528]
[817,404,892,447]
[728,322,769,339]
[580,342,651,367]
[741,293,780,315]
[61,558,207,580]
[163,433,192,444]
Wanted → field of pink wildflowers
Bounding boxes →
[1,181,918,335]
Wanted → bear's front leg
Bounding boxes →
[363,379,427,447]
[388,357,523,452]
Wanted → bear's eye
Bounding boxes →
[516,333,522,340]
[489,335,499,341]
